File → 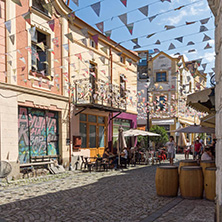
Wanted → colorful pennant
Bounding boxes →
[120,0,127,7]
[91,2,101,17]
[118,13,127,25]
[126,23,134,35]
[22,11,31,25]
[65,33,74,43]
[48,20,55,32]
[96,22,104,33]
[139,5,149,17]
[12,0,22,6]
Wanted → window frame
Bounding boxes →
[79,113,107,149]
[31,29,51,79]
[32,0,50,17]
[156,71,167,82]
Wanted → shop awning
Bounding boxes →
[179,118,195,126]
[151,119,175,125]
[201,113,215,128]
[187,87,215,113]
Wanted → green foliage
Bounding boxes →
[150,125,168,148]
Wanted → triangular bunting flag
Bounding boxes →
[147,33,155,38]
[131,38,138,44]
[188,49,196,53]
[133,44,141,49]
[203,34,211,42]
[48,20,55,32]
[154,48,160,53]
[19,57,26,64]
[208,72,214,76]
[67,12,75,24]
[105,30,112,40]
[63,44,69,51]
[22,11,31,25]
[175,36,183,43]
[81,28,89,38]
[204,43,212,49]
[65,33,74,43]
[155,40,161,45]
[212,68,215,72]
[168,43,176,50]
[118,13,127,25]
[92,34,99,45]
[200,18,210,25]
[139,5,148,17]
[120,0,127,7]
[187,41,195,45]
[101,46,108,54]
[36,42,45,51]
[202,63,207,70]
[29,26,37,42]
[99,56,106,64]
[72,0,79,7]
[4,20,11,33]
[52,37,59,47]
[12,0,22,6]
[186,21,196,25]
[96,22,104,33]
[200,25,208,32]
[161,0,171,2]
[196,59,202,66]
[8,61,12,66]
[91,2,101,17]
[164,25,175,30]
[126,23,134,35]
[9,34,15,45]
[81,38,87,46]
[149,15,157,22]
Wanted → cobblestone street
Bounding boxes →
[0,161,215,222]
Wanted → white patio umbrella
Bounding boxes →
[174,124,215,134]
[123,129,160,137]
[117,127,127,166]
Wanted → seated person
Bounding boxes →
[114,147,128,169]
[201,147,213,161]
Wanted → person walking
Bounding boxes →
[194,139,201,160]
[165,136,176,165]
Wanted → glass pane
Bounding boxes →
[80,114,87,121]
[89,125,96,148]
[88,115,96,123]
[80,123,87,148]
[99,126,104,147]
[98,116,105,124]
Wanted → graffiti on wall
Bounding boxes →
[18,107,59,163]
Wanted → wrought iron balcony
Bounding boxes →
[73,78,127,111]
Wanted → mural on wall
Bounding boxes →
[18,107,30,163]
[18,107,59,163]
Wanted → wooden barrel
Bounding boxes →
[200,160,216,177]
[205,167,216,201]
[180,166,203,199]
[155,165,178,197]
[179,160,198,174]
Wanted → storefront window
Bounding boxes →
[113,118,131,149]
[98,116,105,124]
[88,115,97,123]
[80,122,87,148]
[79,114,106,148]
[80,114,87,121]
[99,126,105,147]
[89,125,96,148]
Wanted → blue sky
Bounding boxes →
[69,0,215,86]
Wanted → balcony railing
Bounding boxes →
[73,78,127,111]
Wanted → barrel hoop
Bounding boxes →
[158,166,178,169]
[205,167,217,171]
[181,166,202,171]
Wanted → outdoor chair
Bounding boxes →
[80,156,95,173]
[0,161,12,184]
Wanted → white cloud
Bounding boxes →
[203,52,215,63]
[166,10,188,25]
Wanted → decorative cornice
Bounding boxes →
[0,83,69,102]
